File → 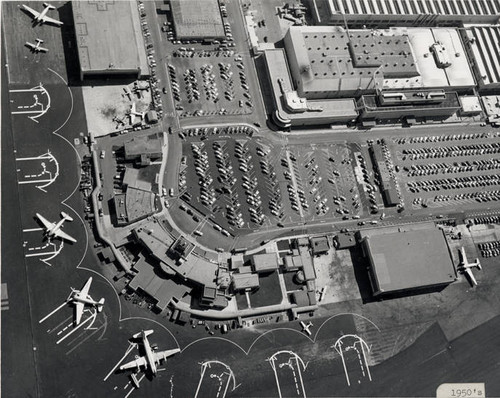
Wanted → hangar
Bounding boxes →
[72,1,149,80]
[358,224,456,297]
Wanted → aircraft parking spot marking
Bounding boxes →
[16,151,59,192]
[23,231,63,266]
[267,351,307,398]
[194,360,238,398]
[123,374,145,398]
[56,310,97,345]
[65,319,107,356]
[103,342,138,382]
[332,334,372,387]
[9,84,51,122]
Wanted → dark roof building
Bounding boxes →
[72,1,149,80]
[358,225,456,296]
[170,0,225,40]
[333,232,357,249]
[369,144,399,207]
[124,133,163,163]
[310,236,329,255]
[128,255,190,311]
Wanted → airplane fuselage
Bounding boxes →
[48,218,66,236]
[36,6,51,22]
[73,295,100,307]
[143,335,158,375]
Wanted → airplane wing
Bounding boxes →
[36,213,55,230]
[22,4,40,18]
[39,46,49,53]
[80,278,93,299]
[53,228,77,243]
[42,15,63,26]
[25,42,35,49]
[75,302,84,325]
[152,348,180,365]
[120,356,148,371]
[463,267,477,286]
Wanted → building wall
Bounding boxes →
[310,0,500,27]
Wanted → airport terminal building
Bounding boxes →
[263,25,477,127]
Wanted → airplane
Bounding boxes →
[22,3,63,26]
[127,102,144,125]
[36,212,77,243]
[123,86,132,101]
[300,321,313,336]
[120,330,180,377]
[25,38,48,53]
[457,246,482,286]
[67,277,105,325]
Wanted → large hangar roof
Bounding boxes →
[360,226,456,294]
[72,1,148,76]
[171,0,225,39]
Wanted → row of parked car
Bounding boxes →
[408,174,500,193]
[403,142,500,161]
[395,132,490,145]
[256,146,284,219]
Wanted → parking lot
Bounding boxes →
[167,51,253,118]
[277,143,363,222]
[178,133,368,236]
[389,131,500,212]
[180,131,280,235]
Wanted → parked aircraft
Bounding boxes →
[127,102,144,125]
[36,212,76,243]
[22,3,63,26]
[457,246,482,286]
[120,330,180,378]
[68,277,105,325]
[123,86,132,101]
[300,321,313,336]
[25,38,48,53]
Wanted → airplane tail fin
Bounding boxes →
[44,3,55,9]
[61,211,73,222]
[476,261,482,270]
[97,298,105,312]
[132,329,154,339]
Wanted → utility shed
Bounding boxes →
[359,226,456,296]
[72,1,149,80]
